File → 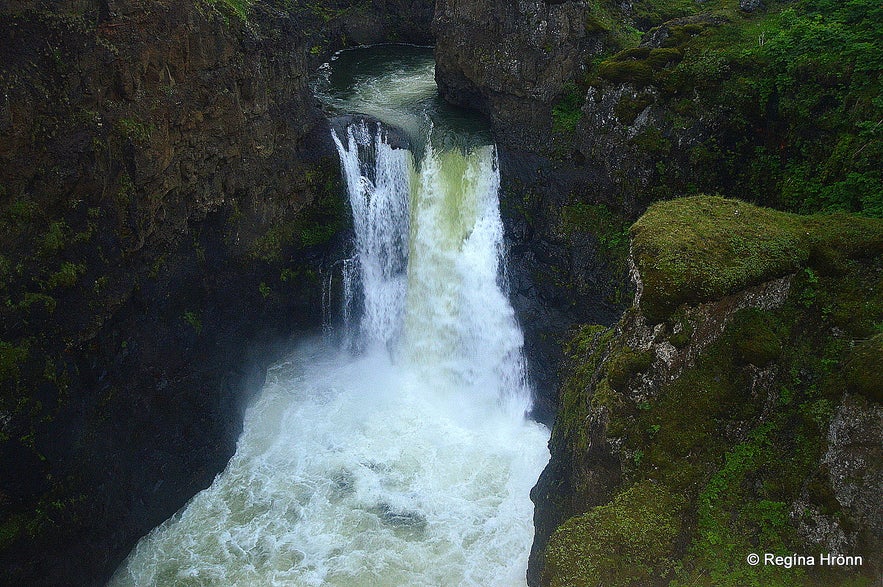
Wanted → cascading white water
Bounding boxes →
[110,46,549,587]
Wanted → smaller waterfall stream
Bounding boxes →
[110,46,549,587]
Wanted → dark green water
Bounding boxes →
[313,44,492,152]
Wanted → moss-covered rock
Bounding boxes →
[630,196,883,322]
[839,335,883,402]
[543,481,684,587]
[732,308,782,367]
[606,347,654,390]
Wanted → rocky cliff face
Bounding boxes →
[434,0,608,155]
[434,0,882,256]
[0,1,433,584]
[530,197,883,586]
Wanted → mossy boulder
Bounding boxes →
[630,196,883,322]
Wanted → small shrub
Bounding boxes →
[552,83,585,133]
[182,311,202,334]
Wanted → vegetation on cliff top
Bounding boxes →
[559,0,882,218]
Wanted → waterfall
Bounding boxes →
[110,46,549,587]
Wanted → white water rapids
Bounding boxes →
[110,46,549,587]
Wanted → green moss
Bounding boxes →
[39,221,69,256]
[300,224,337,247]
[612,47,652,61]
[558,325,614,451]
[597,60,655,85]
[45,262,86,290]
[584,15,608,34]
[614,93,654,124]
[597,43,686,88]
[560,202,630,274]
[606,347,654,390]
[545,206,882,586]
[0,341,29,382]
[667,311,694,348]
[838,334,883,402]
[0,515,22,550]
[543,481,684,587]
[631,196,883,322]
[552,82,584,134]
[248,163,345,261]
[732,308,782,367]
[204,0,251,21]
[646,47,684,69]
[18,292,57,313]
[115,117,152,145]
[631,126,670,154]
[6,198,38,223]
[182,311,202,334]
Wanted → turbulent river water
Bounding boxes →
[110,45,550,587]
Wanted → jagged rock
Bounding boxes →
[434,0,607,154]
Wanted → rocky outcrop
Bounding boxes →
[0,1,433,584]
[499,155,631,422]
[530,197,883,586]
[434,0,609,155]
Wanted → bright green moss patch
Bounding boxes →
[631,196,883,322]
[552,82,585,134]
[543,481,684,587]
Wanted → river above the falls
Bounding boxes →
[110,44,550,587]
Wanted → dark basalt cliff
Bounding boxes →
[434,0,607,155]
[0,1,432,584]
